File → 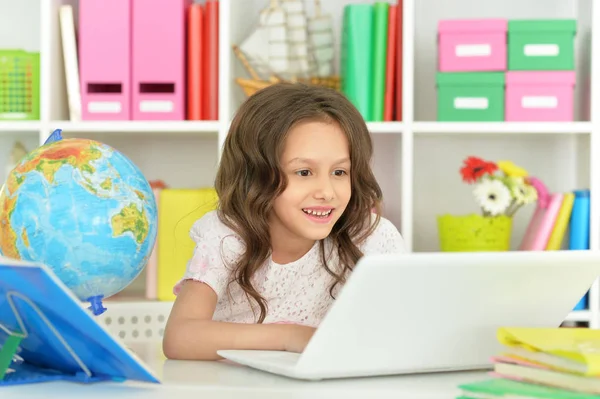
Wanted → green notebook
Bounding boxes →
[370,2,389,122]
[340,4,373,121]
[458,378,600,399]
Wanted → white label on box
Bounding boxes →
[139,100,174,113]
[524,44,559,57]
[88,101,122,113]
[454,97,489,109]
[455,44,491,57]
[521,96,558,109]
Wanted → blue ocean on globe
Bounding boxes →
[0,129,158,315]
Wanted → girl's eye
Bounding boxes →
[333,170,347,176]
[296,170,311,177]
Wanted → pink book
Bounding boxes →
[491,355,551,370]
[145,180,167,299]
[519,193,564,251]
[519,205,545,250]
[489,371,528,382]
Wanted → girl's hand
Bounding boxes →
[282,324,317,353]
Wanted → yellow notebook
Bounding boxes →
[545,192,575,250]
[497,327,600,376]
[156,188,218,301]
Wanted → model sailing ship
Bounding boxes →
[233,0,340,97]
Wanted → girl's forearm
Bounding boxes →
[163,319,291,360]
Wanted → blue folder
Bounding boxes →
[0,256,160,386]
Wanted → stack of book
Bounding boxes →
[457,327,600,398]
[341,1,402,122]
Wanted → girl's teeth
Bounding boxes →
[303,209,332,216]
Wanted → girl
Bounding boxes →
[163,83,405,361]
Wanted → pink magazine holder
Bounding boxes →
[131,0,190,120]
[79,0,131,120]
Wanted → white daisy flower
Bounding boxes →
[472,178,512,216]
[510,178,537,205]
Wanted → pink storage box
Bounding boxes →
[131,0,190,120]
[79,0,131,120]
[438,19,507,72]
[505,71,576,121]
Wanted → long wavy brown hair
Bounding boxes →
[214,82,383,323]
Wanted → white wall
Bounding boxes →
[0,0,40,52]
[0,134,39,186]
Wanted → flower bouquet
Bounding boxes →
[437,156,538,252]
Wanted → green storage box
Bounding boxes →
[508,19,576,71]
[436,72,505,122]
[0,50,40,120]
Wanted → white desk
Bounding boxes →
[2,342,491,399]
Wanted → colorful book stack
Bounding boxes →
[457,327,600,398]
[340,1,402,122]
[519,189,590,310]
[187,0,219,121]
[61,0,219,122]
[436,19,577,122]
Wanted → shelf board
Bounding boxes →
[565,310,591,322]
[413,122,592,134]
[51,120,221,134]
[0,121,41,132]
[50,121,404,135]
[367,121,404,134]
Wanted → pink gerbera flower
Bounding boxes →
[525,176,550,208]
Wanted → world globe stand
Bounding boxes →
[87,295,107,316]
[44,128,63,144]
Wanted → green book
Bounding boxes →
[340,4,373,121]
[459,378,600,399]
[370,2,389,122]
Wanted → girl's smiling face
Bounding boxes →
[269,119,352,262]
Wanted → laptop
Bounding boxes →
[217,250,600,380]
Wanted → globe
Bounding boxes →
[0,129,157,315]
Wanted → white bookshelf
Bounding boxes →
[0,0,598,327]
